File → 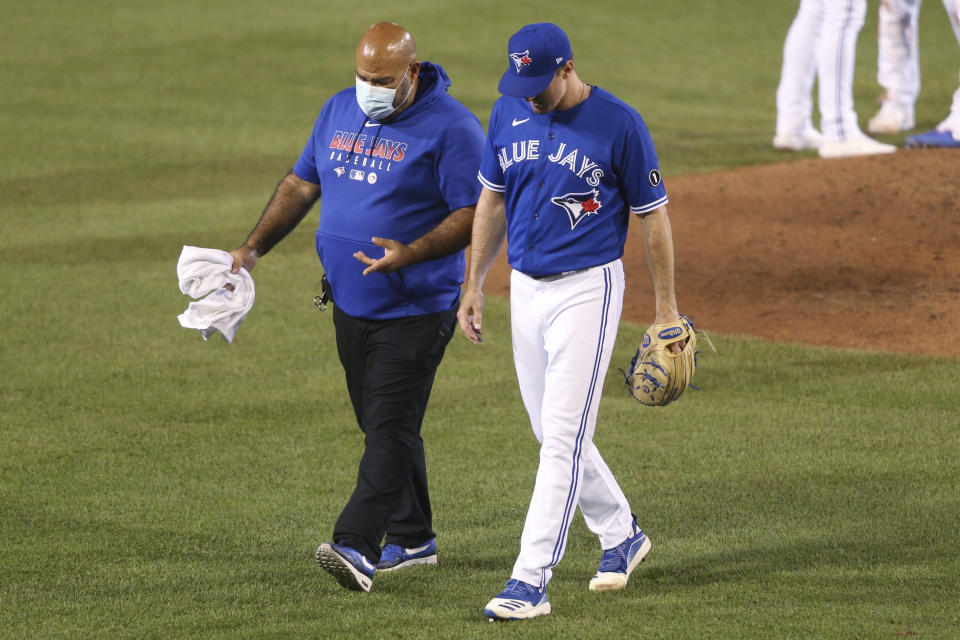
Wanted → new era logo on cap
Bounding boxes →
[498,23,572,98]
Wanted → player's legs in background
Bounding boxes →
[907,0,960,144]
[939,0,960,132]
[870,0,922,132]
[817,0,898,155]
[508,262,625,589]
[818,0,868,141]
[775,0,826,149]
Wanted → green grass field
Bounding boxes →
[2,1,959,638]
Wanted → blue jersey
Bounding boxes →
[293,62,484,320]
[478,87,667,276]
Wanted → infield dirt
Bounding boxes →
[481,148,960,357]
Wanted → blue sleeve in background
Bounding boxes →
[478,102,506,191]
[434,115,485,210]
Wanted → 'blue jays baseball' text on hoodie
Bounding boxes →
[293,62,484,320]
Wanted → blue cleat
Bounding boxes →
[316,542,376,592]
[906,128,960,148]
[588,516,652,591]
[377,538,437,572]
[484,579,551,620]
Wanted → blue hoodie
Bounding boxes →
[293,62,484,320]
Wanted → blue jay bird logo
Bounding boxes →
[551,189,603,230]
[510,50,533,73]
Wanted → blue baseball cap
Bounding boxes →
[498,23,572,98]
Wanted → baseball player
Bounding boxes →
[868,0,922,134]
[774,0,897,157]
[457,23,682,620]
[905,0,960,147]
[229,23,484,593]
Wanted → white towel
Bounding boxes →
[177,245,255,343]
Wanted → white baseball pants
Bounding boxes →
[878,0,960,131]
[776,0,868,141]
[508,260,635,589]
[940,0,960,130]
[876,0,922,114]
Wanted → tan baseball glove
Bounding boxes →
[621,315,705,407]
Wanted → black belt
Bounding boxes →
[528,268,589,282]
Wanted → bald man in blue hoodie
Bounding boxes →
[229,22,484,593]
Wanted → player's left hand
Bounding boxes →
[655,313,685,353]
[353,237,416,275]
[621,315,704,407]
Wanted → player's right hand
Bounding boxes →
[457,287,485,344]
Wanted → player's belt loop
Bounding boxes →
[529,268,589,282]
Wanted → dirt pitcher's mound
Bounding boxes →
[481,149,960,357]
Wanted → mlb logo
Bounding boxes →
[349,169,365,181]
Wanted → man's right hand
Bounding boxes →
[230,245,260,274]
[457,286,485,344]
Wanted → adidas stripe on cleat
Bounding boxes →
[484,579,551,620]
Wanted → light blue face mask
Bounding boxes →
[355,71,413,121]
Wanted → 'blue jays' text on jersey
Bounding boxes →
[477,87,668,276]
[293,62,484,320]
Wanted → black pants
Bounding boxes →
[331,304,457,562]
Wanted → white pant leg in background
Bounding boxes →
[877,0,923,115]
[509,261,633,589]
[939,0,960,130]
[818,0,868,141]
[776,0,825,136]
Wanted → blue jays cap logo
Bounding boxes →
[499,23,572,97]
[551,189,602,230]
[510,50,533,73]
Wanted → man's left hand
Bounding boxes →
[353,237,416,275]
